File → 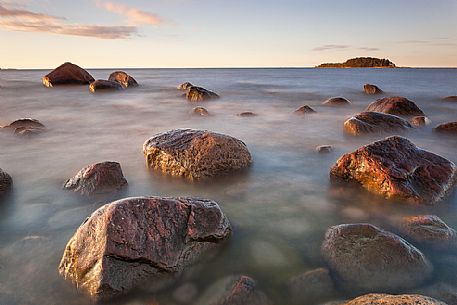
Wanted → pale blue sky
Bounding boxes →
[0,0,456,68]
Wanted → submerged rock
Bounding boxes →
[108,71,138,88]
[321,223,432,293]
[2,118,46,136]
[186,86,219,102]
[343,112,412,136]
[89,80,123,93]
[178,82,193,90]
[316,145,333,153]
[143,129,252,181]
[365,96,424,116]
[42,62,94,87]
[192,107,209,116]
[343,293,446,305]
[294,105,316,114]
[323,97,351,106]
[410,116,430,127]
[0,168,12,195]
[434,122,457,134]
[363,84,383,95]
[238,112,256,117]
[442,96,457,102]
[287,267,338,304]
[63,161,127,196]
[330,136,456,204]
[59,196,231,299]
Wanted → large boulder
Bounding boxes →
[63,161,127,196]
[321,223,432,293]
[287,267,338,304]
[434,122,457,134]
[330,136,456,204]
[42,62,94,87]
[108,71,138,88]
[0,168,12,195]
[365,96,424,116]
[363,84,383,95]
[143,129,252,181]
[89,80,123,93]
[59,196,231,299]
[343,112,412,136]
[186,86,219,102]
[343,293,446,305]
[323,97,351,106]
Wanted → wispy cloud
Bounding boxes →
[358,47,380,51]
[313,44,349,51]
[96,1,162,26]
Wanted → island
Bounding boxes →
[317,57,396,68]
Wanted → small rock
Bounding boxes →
[442,96,457,101]
[434,122,457,134]
[323,97,351,106]
[0,168,12,195]
[316,145,333,153]
[178,82,193,90]
[108,71,138,88]
[172,283,198,304]
[186,86,219,102]
[238,112,256,117]
[89,80,124,93]
[365,96,424,116]
[343,293,446,305]
[343,112,412,136]
[192,107,209,116]
[363,84,383,95]
[287,267,338,304]
[2,118,46,136]
[42,62,95,87]
[294,105,316,114]
[410,116,430,127]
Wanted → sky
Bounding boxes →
[0,0,456,68]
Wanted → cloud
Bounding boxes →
[313,44,349,51]
[96,1,162,25]
[358,47,380,51]
[0,4,137,39]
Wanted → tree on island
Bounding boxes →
[317,57,396,68]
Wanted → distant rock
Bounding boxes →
[294,105,316,114]
[316,145,333,153]
[178,82,193,90]
[323,97,351,106]
[434,122,457,134]
[410,116,430,127]
[0,168,12,195]
[186,86,219,102]
[63,161,127,196]
[365,96,424,116]
[89,80,123,93]
[143,129,251,180]
[321,223,432,293]
[343,293,445,305]
[317,57,396,68]
[42,62,94,87]
[343,112,412,136]
[442,96,457,102]
[238,112,257,117]
[330,136,456,204]
[2,118,45,136]
[363,84,383,95]
[108,71,138,88]
[192,107,209,116]
[287,267,338,304]
[59,196,231,299]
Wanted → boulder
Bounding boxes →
[0,168,12,195]
[330,136,456,204]
[321,223,432,293]
[363,84,383,95]
[294,105,316,114]
[287,267,338,304]
[108,71,138,88]
[442,96,457,102]
[410,116,430,127]
[63,161,127,196]
[316,145,333,153]
[365,96,424,116]
[398,215,457,250]
[178,82,193,90]
[343,112,412,136]
[323,97,351,106]
[89,80,123,93]
[434,122,457,134]
[143,129,252,181]
[59,196,231,299]
[343,293,446,305]
[42,62,94,87]
[2,118,45,136]
[192,107,209,116]
[186,86,219,102]
[238,112,256,117]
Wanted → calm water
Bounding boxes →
[0,68,456,305]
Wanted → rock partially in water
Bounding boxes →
[143,129,252,181]
[178,82,194,90]
[195,275,272,305]
[238,112,256,117]
[434,122,457,134]
[363,84,383,95]
[63,161,127,196]
[2,118,46,136]
[321,223,432,293]
[294,105,316,114]
[287,267,338,304]
[323,97,351,106]
[365,96,425,116]
[398,215,457,250]
[192,107,209,116]
[42,62,94,87]
[343,293,446,305]
[330,136,457,204]
[186,86,219,102]
[410,116,430,127]
[59,196,231,299]
[316,145,333,153]
[108,71,139,88]
[0,168,12,195]
[89,80,124,93]
[343,112,412,136]
[442,96,457,102]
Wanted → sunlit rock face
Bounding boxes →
[410,116,430,127]
[178,82,193,90]
[342,293,446,305]
[42,62,94,87]
[321,223,432,293]
[63,161,127,196]
[108,71,139,88]
[363,83,383,95]
[434,121,457,134]
[330,136,456,204]
[89,80,123,93]
[286,267,338,304]
[343,112,412,136]
[186,86,219,102]
[143,129,252,181]
[192,107,210,116]
[59,196,231,300]
[365,96,425,116]
[0,168,12,195]
[322,97,351,106]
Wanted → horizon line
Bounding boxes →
[2,66,457,70]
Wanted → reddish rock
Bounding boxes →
[343,112,412,136]
[42,62,94,87]
[287,267,338,304]
[410,116,430,127]
[186,86,219,102]
[294,105,316,114]
[316,145,333,153]
[143,129,252,181]
[89,80,123,93]
[192,107,209,116]
[365,96,424,116]
[178,82,194,90]
[343,293,446,305]
[323,97,351,106]
[108,71,138,88]
[0,168,12,195]
[330,136,456,204]
[321,223,432,293]
[442,96,457,101]
[63,161,127,196]
[363,84,383,95]
[238,112,256,117]
[434,122,457,134]
[59,196,231,299]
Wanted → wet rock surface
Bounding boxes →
[434,122,457,134]
[365,96,425,116]
[178,82,194,90]
[343,293,446,305]
[186,86,219,102]
[0,168,12,195]
[143,129,252,181]
[89,80,124,93]
[323,97,351,106]
[108,71,138,88]
[287,267,338,304]
[294,105,316,114]
[316,145,333,153]
[42,62,94,87]
[343,112,412,136]
[363,84,383,95]
[321,223,432,293]
[59,196,231,299]
[330,136,457,204]
[410,116,430,127]
[63,161,127,196]
[2,118,46,136]
[192,107,209,116]
[442,96,457,101]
